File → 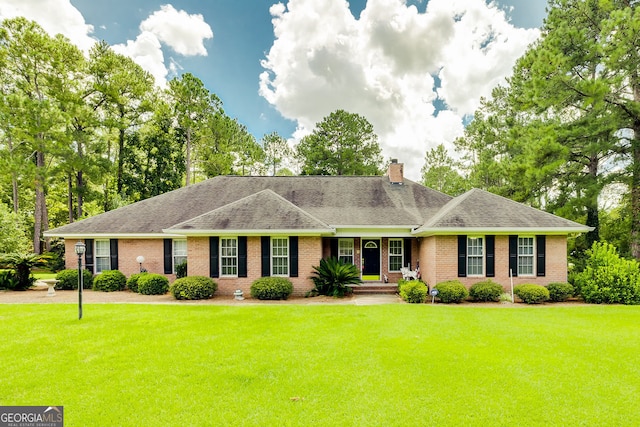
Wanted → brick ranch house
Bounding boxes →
[45,161,590,296]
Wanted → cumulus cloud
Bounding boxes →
[140,4,213,56]
[260,0,539,180]
[0,0,96,51]
[1,1,213,87]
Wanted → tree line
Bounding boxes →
[2,0,639,265]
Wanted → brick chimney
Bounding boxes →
[387,159,404,185]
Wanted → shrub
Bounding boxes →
[93,270,127,292]
[499,292,513,303]
[469,280,503,302]
[0,253,51,291]
[137,273,169,295]
[0,270,19,290]
[176,260,188,279]
[126,272,148,293]
[397,278,412,293]
[547,282,574,302]
[310,257,361,297]
[573,242,640,305]
[399,280,427,303]
[55,269,94,290]
[514,284,549,304]
[250,277,293,300]
[170,276,217,300]
[434,280,468,304]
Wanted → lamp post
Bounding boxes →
[136,255,145,272]
[74,241,86,320]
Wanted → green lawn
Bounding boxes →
[1,304,638,426]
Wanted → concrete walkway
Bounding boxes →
[0,283,403,305]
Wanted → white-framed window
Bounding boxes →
[338,239,354,264]
[95,240,111,273]
[388,239,403,272]
[518,237,535,276]
[221,238,238,277]
[173,239,187,273]
[467,237,484,276]
[271,237,289,276]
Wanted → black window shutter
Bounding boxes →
[536,235,546,277]
[458,235,467,277]
[238,236,247,278]
[404,238,412,269]
[109,239,119,270]
[209,237,219,278]
[330,238,339,259]
[509,235,518,277]
[261,236,271,277]
[289,236,299,277]
[84,239,94,273]
[486,235,495,277]
[163,239,173,274]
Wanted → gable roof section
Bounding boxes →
[413,188,592,235]
[165,189,334,235]
[45,175,452,237]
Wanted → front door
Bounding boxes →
[362,239,381,281]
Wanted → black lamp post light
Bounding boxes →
[74,241,86,320]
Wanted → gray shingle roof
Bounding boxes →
[45,175,452,236]
[167,189,334,233]
[414,188,591,234]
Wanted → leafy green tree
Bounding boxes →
[168,73,222,185]
[421,144,467,196]
[0,203,30,254]
[262,132,292,176]
[0,18,84,252]
[297,110,383,175]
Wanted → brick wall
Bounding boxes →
[419,234,569,290]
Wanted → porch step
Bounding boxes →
[352,284,398,295]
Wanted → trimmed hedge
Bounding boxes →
[138,273,169,295]
[469,280,503,302]
[126,272,147,293]
[514,284,549,304]
[93,270,127,292]
[547,282,574,302]
[399,280,427,304]
[250,277,293,300]
[170,276,217,300]
[55,268,94,290]
[434,280,468,304]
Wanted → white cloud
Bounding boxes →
[140,4,213,56]
[1,1,213,87]
[0,0,96,51]
[260,0,539,180]
[112,31,168,86]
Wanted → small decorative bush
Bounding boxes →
[434,280,468,304]
[170,276,217,300]
[137,273,169,295]
[176,260,187,279]
[399,280,427,303]
[250,277,293,300]
[397,278,412,293]
[514,284,550,304]
[310,257,361,297]
[0,270,19,290]
[547,282,574,302]
[93,270,127,292]
[469,280,503,302]
[573,242,640,305]
[126,272,148,293]
[55,269,93,290]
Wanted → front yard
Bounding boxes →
[1,303,638,426]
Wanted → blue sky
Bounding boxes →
[0,0,547,179]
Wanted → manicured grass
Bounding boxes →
[1,304,639,426]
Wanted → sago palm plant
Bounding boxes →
[310,257,362,297]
